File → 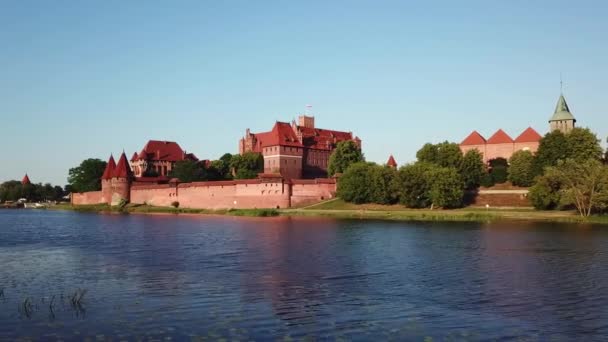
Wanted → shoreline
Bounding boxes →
[42,202,608,225]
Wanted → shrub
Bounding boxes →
[171,201,180,208]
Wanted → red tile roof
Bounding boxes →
[113,152,134,179]
[487,129,514,144]
[247,121,355,152]
[130,152,139,162]
[514,127,542,143]
[134,140,198,162]
[101,155,116,180]
[387,155,397,167]
[21,174,31,185]
[461,131,486,145]
[298,126,353,150]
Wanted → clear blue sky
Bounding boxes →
[1,0,606,186]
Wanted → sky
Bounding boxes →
[1,0,607,186]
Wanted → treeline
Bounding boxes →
[169,152,263,182]
[0,181,67,203]
[334,128,608,216]
[337,141,484,208]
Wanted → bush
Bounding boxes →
[337,162,374,204]
[171,201,180,208]
[508,150,535,187]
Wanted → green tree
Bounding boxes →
[488,158,508,184]
[529,174,563,210]
[369,165,399,204]
[428,167,464,208]
[337,162,373,204]
[565,127,603,162]
[328,141,364,176]
[396,162,434,208]
[68,158,107,193]
[460,149,485,189]
[230,152,264,179]
[169,160,207,183]
[416,141,463,169]
[0,181,23,202]
[508,150,535,187]
[532,130,568,176]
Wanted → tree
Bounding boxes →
[169,160,207,183]
[396,162,434,208]
[488,158,508,184]
[508,150,535,187]
[533,130,568,176]
[460,149,485,189]
[530,159,608,216]
[428,167,464,208]
[416,141,463,169]
[565,127,603,162]
[369,165,399,204]
[230,152,263,179]
[68,158,107,193]
[328,141,364,176]
[533,128,602,176]
[336,162,373,204]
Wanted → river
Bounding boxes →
[1,210,607,340]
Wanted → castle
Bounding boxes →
[239,115,361,179]
[459,93,577,163]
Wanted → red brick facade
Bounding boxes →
[239,116,361,179]
[130,140,198,178]
[460,128,541,163]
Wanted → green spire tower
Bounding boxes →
[549,94,576,133]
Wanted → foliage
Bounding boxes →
[530,159,608,216]
[68,158,107,192]
[427,167,465,208]
[337,162,373,204]
[480,172,495,188]
[230,152,264,179]
[396,162,434,208]
[171,201,180,208]
[327,141,364,176]
[1,180,66,203]
[533,128,602,176]
[416,141,463,169]
[169,160,207,183]
[488,158,508,184]
[460,149,485,189]
[369,165,399,205]
[508,150,535,187]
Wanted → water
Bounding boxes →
[1,210,608,341]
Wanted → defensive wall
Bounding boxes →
[72,178,336,209]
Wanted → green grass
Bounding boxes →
[51,203,279,217]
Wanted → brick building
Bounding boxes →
[460,93,576,163]
[239,115,361,179]
[130,140,198,178]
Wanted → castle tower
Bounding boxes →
[386,155,397,168]
[549,94,576,133]
[21,174,31,185]
[101,155,116,204]
[110,152,133,206]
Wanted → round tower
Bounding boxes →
[101,155,116,204]
[110,152,133,206]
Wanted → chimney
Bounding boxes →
[298,115,315,129]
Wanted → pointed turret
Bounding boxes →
[549,94,576,133]
[386,155,397,168]
[101,155,116,180]
[113,152,134,179]
[21,174,31,185]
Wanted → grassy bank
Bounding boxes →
[50,203,280,217]
[50,200,608,224]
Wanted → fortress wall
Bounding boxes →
[460,144,487,162]
[177,180,290,209]
[71,191,103,205]
[485,143,515,162]
[290,179,337,207]
[130,185,176,207]
[513,142,540,155]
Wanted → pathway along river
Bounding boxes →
[1,210,608,340]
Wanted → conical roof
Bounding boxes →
[130,152,139,162]
[514,127,542,143]
[550,94,576,122]
[21,174,31,185]
[386,155,397,168]
[113,152,134,179]
[101,155,116,180]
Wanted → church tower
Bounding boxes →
[549,94,576,133]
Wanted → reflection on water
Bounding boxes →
[1,210,608,340]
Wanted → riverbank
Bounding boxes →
[46,200,608,225]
